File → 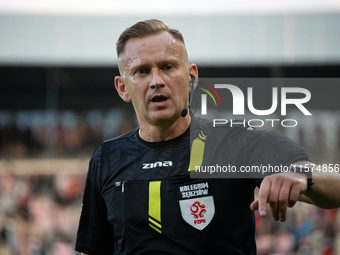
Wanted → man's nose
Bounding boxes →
[149,69,165,89]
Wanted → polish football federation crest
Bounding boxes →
[178,182,215,230]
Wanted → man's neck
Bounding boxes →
[138,115,190,142]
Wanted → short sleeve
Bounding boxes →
[75,156,114,255]
[246,130,309,166]
[237,130,310,187]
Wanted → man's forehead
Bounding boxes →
[118,31,187,66]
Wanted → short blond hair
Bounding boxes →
[116,19,185,57]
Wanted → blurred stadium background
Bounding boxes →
[1,1,340,254]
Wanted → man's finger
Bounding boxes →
[277,180,290,222]
[258,178,271,217]
[250,198,259,211]
[288,182,301,207]
[268,177,283,221]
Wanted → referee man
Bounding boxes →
[75,19,340,255]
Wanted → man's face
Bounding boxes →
[115,31,197,127]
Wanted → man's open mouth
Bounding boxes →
[151,95,168,102]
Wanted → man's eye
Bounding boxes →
[164,65,172,71]
[138,69,147,74]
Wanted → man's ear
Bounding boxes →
[189,64,198,91]
[115,76,131,102]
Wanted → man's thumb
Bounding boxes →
[250,198,259,211]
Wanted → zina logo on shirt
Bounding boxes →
[178,182,215,230]
[143,161,173,169]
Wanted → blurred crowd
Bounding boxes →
[0,110,137,158]
[255,195,340,255]
[0,170,85,255]
[0,109,340,254]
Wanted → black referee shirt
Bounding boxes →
[75,116,309,255]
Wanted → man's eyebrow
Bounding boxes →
[129,63,150,73]
[130,58,180,73]
[157,58,180,66]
